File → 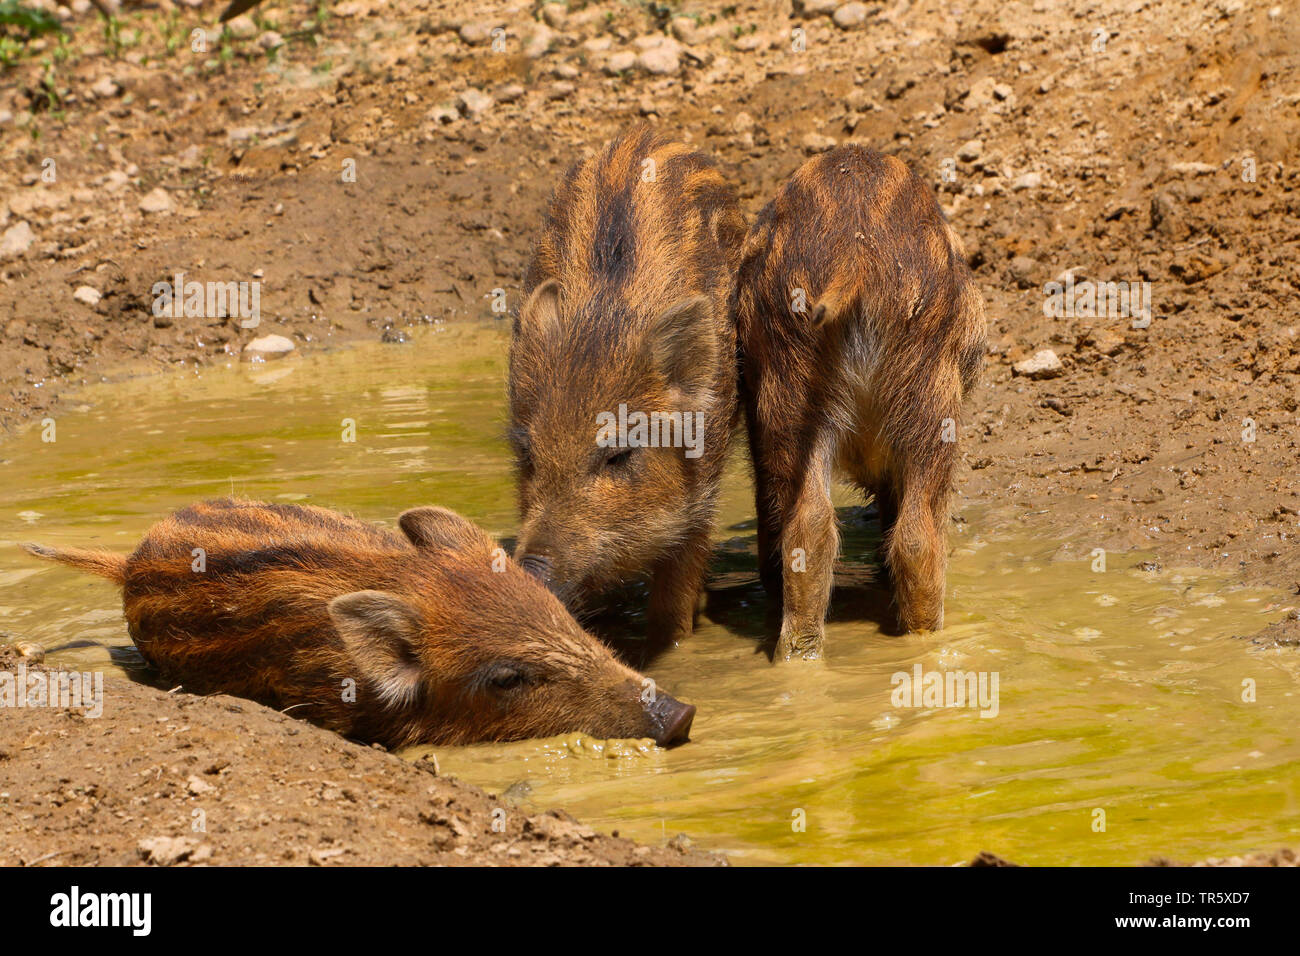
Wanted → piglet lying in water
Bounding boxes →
[22,498,696,749]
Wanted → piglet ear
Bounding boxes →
[516,279,561,339]
[649,296,716,399]
[399,506,492,554]
[328,590,424,710]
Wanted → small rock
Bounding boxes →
[1007,256,1037,289]
[187,774,215,795]
[90,76,120,99]
[138,836,199,867]
[458,22,499,47]
[956,138,982,162]
[605,51,637,74]
[428,104,459,125]
[1013,349,1064,380]
[0,221,35,260]
[638,43,681,76]
[1169,161,1217,176]
[242,334,295,361]
[73,285,101,306]
[1011,172,1042,191]
[670,16,702,45]
[795,0,839,17]
[224,15,257,40]
[963,76,999,111]
[547,81,576,100]
[456,88,495,117]
[14,641,44,662]
[308,847,347,866]
[524,23,554,59]
[176,144,204,170]
[257,31,284,51]
[494,83,525,104]
[540,3,568,28]
[138,188,176,214]
[802,132,838,154]
[833,3,876,29]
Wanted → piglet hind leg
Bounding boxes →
[885,468,950,633]
[774,441,837,661]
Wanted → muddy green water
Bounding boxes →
[3,324,1297,865]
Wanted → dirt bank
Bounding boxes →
[0,649,721,866]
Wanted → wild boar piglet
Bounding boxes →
[24,498,696,747]
[510,123,747,643]
[734,146,986,658]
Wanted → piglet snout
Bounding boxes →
[646,692,696,747]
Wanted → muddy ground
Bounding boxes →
[0,649,721,865]
[1,0,1298,864]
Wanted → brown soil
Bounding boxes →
[2,0,1298,863]
[0,649,721,866]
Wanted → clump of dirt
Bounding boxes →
[0,649,722,866]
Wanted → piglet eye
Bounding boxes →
[487,664,525,691]
[605,448,634,470]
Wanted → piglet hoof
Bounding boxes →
[776,631,823,662]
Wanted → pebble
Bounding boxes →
[605,51,637,74]
[796,0,839,16]
[91,76,120,99]
[14,641,44,662]
[138,836,201,867]
[638,43,681,76]
[833,3,877,29]
[458,22,498,47]
[525,23,554,59]
[1008,256,1037,288]
[541,3,568,28]
[1012,171,1042,191]
[670,16,702,45]
[257,31,284,51]
[956,138,983,162]
[1013,349,1064,379]
[73,285,101,306]
[456,88,494,117]
[802,132,838,153]
[225,15,257,40]
[242,334,296,361]
[494,83,525,104]
[0,221,35,260]
[138,188,176,214]
[427,104,459,125]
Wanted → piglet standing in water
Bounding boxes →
[22,499,696,748]
[734,146,986,659]
[509,123,747,643]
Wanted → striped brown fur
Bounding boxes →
[509,123,747,643]
[733,146,986,656]
[23,498,696,748]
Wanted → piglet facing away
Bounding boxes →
[509,123,747,644]
[22,498,696,749]
[734,146,987,658]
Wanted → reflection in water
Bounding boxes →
[1,324,1297,865]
